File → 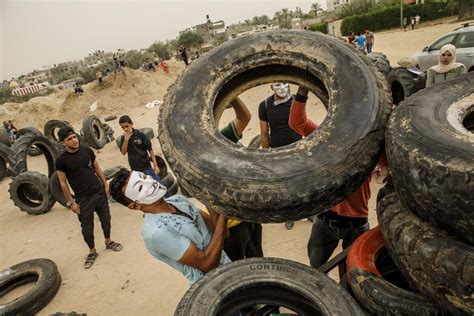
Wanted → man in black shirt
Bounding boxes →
[259,82,302,230]
[56,127,122,269]
[118,115,160,181]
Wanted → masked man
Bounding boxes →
[109,169,230,285]
[259,82,302,230]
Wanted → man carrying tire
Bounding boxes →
[259,82,302,230]
[118,115,161,181]
[109,169,230,285]
[289,87,370,268]
[220,97,264,260]
[56,127,122,269]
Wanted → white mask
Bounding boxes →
[271,83,290,98]
[125,171,167,205]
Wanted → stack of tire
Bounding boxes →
[7,127,60,215]
[365,74,472,315]
[158,30,392,313]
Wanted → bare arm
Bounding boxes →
[57,171,80,214]
[289,87,318,137]
[148,149,160,175]
[259,120,270,149]
[230,97,251,137]
[120,131,133,155]
[93,160,110,196]
[177,214,227,272]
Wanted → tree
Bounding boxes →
[178,32,204,49]
[310,3,323,17]
[458,0,474,20]
[148,41,171,60]
[281,8,291,28]
[213,33,228,46]
[274,11,283,27]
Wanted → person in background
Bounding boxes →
[289,87,370,268]
[365,29,374,54]
[118,115,161,181]
[179,45,189,66]
[56,127,122,269]
[347,32,356,45]
[220,97,264,260]
[354,32,366,53]
[259,82,302,230]
[426,44,467,88]
[96,69,103,86]
[74,82,84,96]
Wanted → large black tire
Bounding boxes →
[104,115,117,122]
[9,134,58,177]
[16,127,43,156]
[175,257,364,315]
[49,171,69,208]
[387,67,426,105]
[82,115,107,149]
[159,30,391,222]
[386,73,474,244]
[367,52,391,77]
[102,123,115,143]
[347,226,444,315]
[0,258,61,315]
[43,120,72,143]
[9,171,56,215]
[115,127,155,149]
[378,191,474,315]
[0,143,12,181]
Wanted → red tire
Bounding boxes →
[347,227,443,315]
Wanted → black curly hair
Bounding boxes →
[109,168,131,206]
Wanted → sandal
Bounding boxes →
[105,241,123,252]
[84,252,98,269]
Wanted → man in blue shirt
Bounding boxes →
[110,169,230,285]
[354,33,367,53]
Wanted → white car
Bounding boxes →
[411,23,474,72]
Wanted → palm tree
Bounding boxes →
[310,3,322,17]
[274,11,282,27]
[281,8,290,28]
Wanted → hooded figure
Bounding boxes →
[426,44,467,87]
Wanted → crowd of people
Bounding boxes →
[347,29,375,54]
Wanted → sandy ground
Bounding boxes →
[1,17,472,315]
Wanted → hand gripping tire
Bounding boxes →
[9,171,56,215]
[158,30,391,222]
[0,258,61,315]
[9,133,58,177]
[347,226,443,315]
[16,127,44,156]
[386,73,474,244]
[82,115,107,149]
[175,257,364,315]
[377,191,474,315]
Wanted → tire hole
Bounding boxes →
[462,105,474,132]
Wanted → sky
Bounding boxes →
[1,0,327,81]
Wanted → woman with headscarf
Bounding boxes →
[426,44,467,88]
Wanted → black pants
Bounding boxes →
[224,222,263,261]
[76,191,111,249]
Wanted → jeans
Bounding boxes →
[366,43,373,54]
[143,167,160,182]
[224,222,263,261]
[307,218,369,268]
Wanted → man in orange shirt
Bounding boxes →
[289,87,370,268]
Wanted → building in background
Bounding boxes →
[50,61,85,84]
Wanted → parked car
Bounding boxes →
[411,23,474,72]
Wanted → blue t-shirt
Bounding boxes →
[141,195,231,285]
[355,36,366,49]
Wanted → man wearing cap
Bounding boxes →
[109,169,230,285]
[56,127,122,269]
[259,82,302,230]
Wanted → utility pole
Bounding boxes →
[400,0,404,30]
